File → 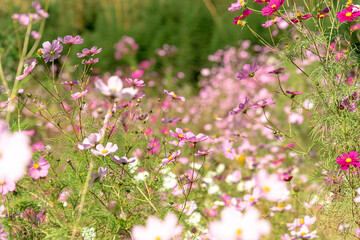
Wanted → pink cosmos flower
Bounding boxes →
[237,62,261,80]
[337,6,360,22]
[255,0,270,3]
[78,129,104,150]
[229,96,250,114]
[228,2,242,12]
[287,216,316,230]
[71,89,88,100]
[164,89,185,102]
[351,23,360,31]
[77,46,102,58]
[209,207,271,240]
[40,40,63,63]
[12,13,30,25]
[269,203,292,212]
[195,149,213,156]
[112,155,137,164]
[16,59,37,80]
[126,78,145,87]
[249,97,276,108]
[83,58,99,65]
[132,212,183,240]
[290,13,311,24]
[131,69,144,78]
[58,35,84,45]
[30,31,41,39]
[0,223,9,239]
[336,151,360,169]
[147,138,160,154]
[221,193,234,207]
[222,141,236,159]
[354,187,360,203]
[254,170,288,202]
[290,225,318,239]
[185,131,209,143]
[28,157,50,179]
[95,76,138,99]
[169,128,187,142]
[32,1,49,18]
[262,17,283,27]
[0,175,15,196]
[91,142,118,156]
[161,150,181,166]
[205,207,217,217]
[262,0,285,16]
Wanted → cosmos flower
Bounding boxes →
[95,76,138,99]
[77,46,102,58]
[336,151,360,169]
[39,40,63,63]
[337,6,360,22]
[262,17,283,27]
[71,89,88,100]
[249,97,276,108]
[262,0,285,16]
[229,96,250,114]
[16,59,37,80]
[28,156,50,179]
[290,13,311,24]
[126,78,145,87]
[132,212,183,240]
[194,149,213,156]
[112,155,137,164]
[58,35,84,45]
[161,150,181,166]
[254,169,288,202]
[91,142,118,156]
[0,175,15,196]
[164,89,185,102]
[78,129,104,150]
[237,62,261,80]
[232,9,253,25]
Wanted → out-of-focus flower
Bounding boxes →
[164,89,185,102]
[232,9,252,25]
[290,225,318,239]
[58,35,84,45]
[77,46,102,58]
[268,67,285,74]
[126,78,145,87]
[161,150,181,166]
[78,129,104,150]
[229,96,250,114]
[91,143,118,156]
[249,97,276,108]
[185,131,209,143]
[91,167,108,183]
[16,59,37,80]
[83,58,99,65]
[28,157,50,179]
[39,40,63,63]
[30,31,41,39]
[147,138,160,155]
[351,23,360,30]
[112,155,137,164]
[0,223,9,239]
[209,207,271,240]
[290,13,311,24]
[195,149,213,156]
[178,201,198,216]
[254,169,288,202]
[0,175,15,196]
[262,17,283,27]
[287,216,316,230]
[132,212,183,240]
[95,76,138,99]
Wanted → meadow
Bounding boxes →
[1,0,360,239]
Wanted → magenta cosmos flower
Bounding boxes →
[336,151,360,169]
[229,96,250,115]
[262,0,285,16]
[28,157,50,179]
[40,40,63,63]
[232,9,252,25]
[237,62,261,80]
[337,6,360,22]
[290,13,311,24]
[58,35,84,45]
[126,78,145,87]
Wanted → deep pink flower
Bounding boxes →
[40,40,63,63]
[289,13,311,24]
[232,9,253,25]
[286,90,303,97]
[77,46,102,58]
[262,0,285,16]
[237,62,261,80]
[268,67,285,74]
[164,89,185,102]
[71,90,88,100]
[58,35,84,45]
[337,6,360,22]
[336,151,360,169]
[147,138,160,155]
[255,0,270,3]
[16,59,37,80]
[28,157,50,179]
[131,69,144,78]
[351,23,360,31]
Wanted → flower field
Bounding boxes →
[1,0,360,239]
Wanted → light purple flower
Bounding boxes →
[164,89,185,102]
[77,46,102,58]
[229,96,250,115]
[83,58,99,65]
[91,167,108,183]
[237,62,261,80]
[58,35,84,45]
[40,40,63,63]
[91,142,118,156]
[249,97,276,108]
[71,89,88,100]
[78,129,104,150]
[16,59,37,80]
[112,155,137,164]
[28,157,50,179]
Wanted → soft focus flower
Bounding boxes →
[91,142,118,156]
[262,17,283,27]
[0,175,15,196]
[162,150,181,166]
[290,225,318,239]
[112,155,137,164]
[39,40,63,63]
[195,149,213,156]
[254,169,288,202]
[164,89,185,102]
[228,0,245,11]
[0,223,8,240]
[83,58,99,65]
[126,78,145,87]
[237,62,261,80]
[147,138,160,154]
[95,76,138,99]
[262,0,285,16]
[185,131,209,143]
[132,212,183,240]
[78,129,104,150]
[77,46,102,58]
[91,167,108,183]
[16,59,37,80]
[178,201,197,216]
[71,89,88,100]
[336,151,360,169]
[287,216,316,230]
[209,207,271,240]
[268,67,285,74]
[30,31,41,39]
[232,9,253,25]
[250,97,276,108]
[28,156,50,179]
[229,96,250,114]
[290,13,311,24]
[58,35,84,45]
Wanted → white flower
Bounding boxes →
[134,171,149,181]
[162,172,177,189]
[186,212,201,225]
[95,76,138,98]
[82,227,96,240]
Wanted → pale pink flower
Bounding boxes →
[209,207,271,240]
[354,187,360,203]
[287,216,316,230]
[185,131,208,142]
[28,157,50,179]
[95,76,138,99]
[78,129,104,150]
[77,46,102,58]
[132,212,183,240]
[161,150,181,166]
[91,142,118,156]
[71,89,88,100]
[254,170,288,202]
[0,175,15,196]
[178,201,197,216]
[58,35,84,45]
[290,225,318,239]
[164,89,185,102]
[126,78,145,87]
[16,59,37,80]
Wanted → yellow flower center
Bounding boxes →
[155,237,161,240]
[301,232,306,236]
[0,151,2,159]
[227,149,231,152]
[346,158,352,163]
[202,151,205,154]
[78,94,83,98]
[237,20,243,25]
[168,156,173,161]
[263,186,271,192]
[299,219,304,224]
[214,114,219,118]
[346,12,352,17]
[0,180,4,185]
[271,4,277,8]
[178,134,184,138]
[172,94,177,98]
[236,154,246,163]
[278,203,284,209]
[34,163,40,169]
[186,206,190,210]
[236,228,243,235]
[296,13,302,18]
[112,88,117,92]
[249,197,255,202]
[102,150,109,154]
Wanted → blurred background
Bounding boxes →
[1,0,270,85]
